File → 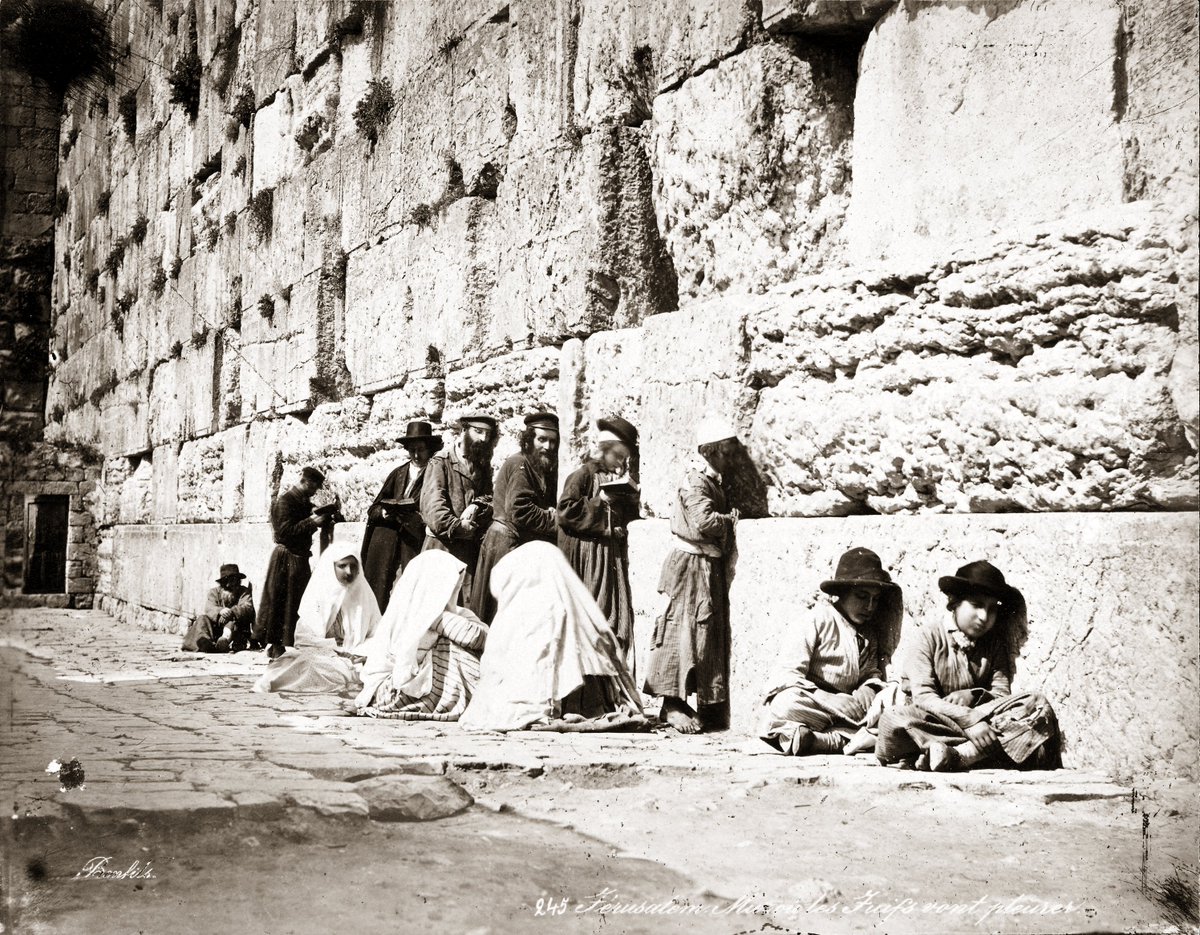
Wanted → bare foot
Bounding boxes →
[661,697,702,734]
[928,742,960,772]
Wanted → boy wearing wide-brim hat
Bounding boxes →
[876,560,1060,772]
[361,421,445,612]
[181,564,256,653]
[758,548,901,756]
[643,415,741,734]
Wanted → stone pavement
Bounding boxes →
[1,607,1137,823]
[2,608,1196,935]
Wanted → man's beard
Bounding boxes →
[462,435,492,471]
[526,448,556,478]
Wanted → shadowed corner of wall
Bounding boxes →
[726,447,770,520]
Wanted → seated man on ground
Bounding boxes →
[253,543,381,694]
[354,551,488,721]
[458,541,645,732]
[875,561,1060,772]
[182,563,255,653]
[758,548,900,756]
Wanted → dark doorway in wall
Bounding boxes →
[24,495,69,594]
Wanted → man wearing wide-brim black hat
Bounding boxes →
[181,563,255,653]
[876,560,1061,772]
[361,421,444,612]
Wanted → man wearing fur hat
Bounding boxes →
[557,416,641,668]
[420,414,498,612]
[644,415,740,733]
[361,421,443,612]
[471,412,560,622]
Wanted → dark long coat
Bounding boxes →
[360,462,427,612]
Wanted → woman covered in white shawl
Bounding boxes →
[459,541,645,732]
[253,542,380,694]
[354,551,488,720]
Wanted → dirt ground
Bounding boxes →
[2,608,1198,935]
[4,809,748,935]
[4,769,1195,935]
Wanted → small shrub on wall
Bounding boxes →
[168,45,201,119]
[7,0,116,98]
[353,78,394,145]
[118,89,137,138]
[247,187,274,241]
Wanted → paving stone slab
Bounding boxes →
[58,789,238,825]
[354,775,474,822]
[230,790,286,820]
[284,790,370,818]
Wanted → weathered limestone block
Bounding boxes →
[443,346,560,458]
[847,0,1126,265]
[558,328,644,470]
[572,0,756,125]
[110,522,276,624]
[251,82,297,195]
[636,295,771,516]
[253,0,298,106]
[364,379,448,439]
[177,435,225,523]
[150,443,179,523]
[118,454,153,525]
[319,451,421,523]
[239,273,320,415]
[495,128,677,346]
[761,0,894,34]
[219,424,247,521]
[747,204,1196,515]
[625,512,1200,781]
[1120,0,1200,206]
[344,198,501,393]
[241,417,297,522]
[649,39,854,303]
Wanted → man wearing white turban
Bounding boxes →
[252,542,381,694]
[354,550,488,720]
[459,541,644,732]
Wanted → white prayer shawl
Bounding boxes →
[355,550,468,708]
[459,541,642,732]
[294,542,380,655]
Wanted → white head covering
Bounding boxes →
[354,550,466,707]
[695,414,737,447]
[294,542,381,655]
[458,541,641,731]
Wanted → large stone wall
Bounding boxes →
[23,0,1199,778]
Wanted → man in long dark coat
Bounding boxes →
[419,414,497,612]
[557,416,639,668]
[471,412,560,622]
[253,466,333,659]
[360,421,442,611]
[644,416,740,734]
